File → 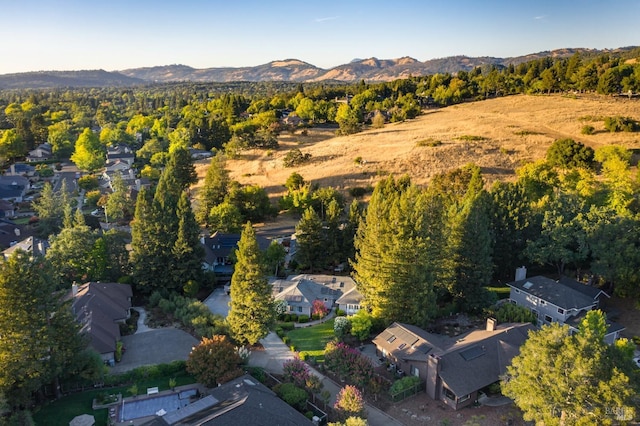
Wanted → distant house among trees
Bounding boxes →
[0,175,29,202]
[2,235,48,259]
[26,142,53,162]
[201,231,271,281]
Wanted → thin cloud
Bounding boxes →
[533,15,547,20]
[315,16,340,23]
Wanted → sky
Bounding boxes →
[0,0,638,75]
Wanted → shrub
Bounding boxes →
[546,138,594,169]
[273,382,308,410]
[282,148,312,167]
[311,300,328,318]
[334,316,351,339]
[457,135,487,141]
[354,156,363,165]
[348,187,369,198]
[35,164,54,177]
[281,322,295,331]
[283,314,291,322]
[282,336,290,345]
[581,125,595,135]
[298,315,309,323]
[283,355,310,387]
[389,376,422,395]
[334,385,366,420]
[77,175,99,191]
[289,314,298,322]
[336,309,346,317]
[604,116,640,132]
[416,138,442,147]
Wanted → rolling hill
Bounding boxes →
[194,94,640,201]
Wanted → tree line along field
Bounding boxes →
[199,94,640,201]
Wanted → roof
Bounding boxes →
[564,310,626,335]
[507,275,608,310]
[0,219,30,250]
[437,323,534,397]
[373,321,535,396]
[202,231,271,266]
[141,374,313,426]
[272,278,341,307]
[335,286,364,305]
[70,282,132,355]
[2,236,48,258]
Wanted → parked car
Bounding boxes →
[91,209,103,216]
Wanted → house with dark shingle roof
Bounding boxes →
[506,269,623,343]
[201,232,271,281]
[2,235,48,259]
[373,320,534,410]
[69,282,132,365]
[0,175,29,202]
[140,374,314,426]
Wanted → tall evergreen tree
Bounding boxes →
[442,167,495,312]
[0,252,83,409]
[195,154,230,226]
[172,192,205,292]
[167,146,197,191]
[226,223,274,345]
[294,207,325,272]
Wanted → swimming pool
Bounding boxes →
[119,389,198,422]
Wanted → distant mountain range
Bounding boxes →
[0,47,634,89]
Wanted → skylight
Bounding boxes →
[523,281,534,289]
[460,345,486,361]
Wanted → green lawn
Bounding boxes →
[33,372,196,426]
[285,318,335,362]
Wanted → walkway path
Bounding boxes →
[250,331,404,426]
[132,307,153,334]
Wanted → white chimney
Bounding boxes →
[135,179,141,191]
[72,283,78,297]
[486,317,497,332]
[515,266,527,281]
[10,164,15,175]
[14,228,20,237]
[129,169,135,179]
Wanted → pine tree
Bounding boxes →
[172,192,205,292]
[227,223,274,345]
[294,207,325,272]
[167,146,197,190]
[195,154,230,226]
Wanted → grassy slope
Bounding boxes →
[194,94,640,203]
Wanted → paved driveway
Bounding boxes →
[204,287,230,317]
[110,328,198,374]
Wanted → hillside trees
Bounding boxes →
[502,310,638,425]
[226,223,275,345]
[195,154,231,226]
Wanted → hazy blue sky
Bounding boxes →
[1,0,638,74]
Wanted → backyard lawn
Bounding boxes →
[285,318,335,362]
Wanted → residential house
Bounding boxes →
[26,142,53,162]
[272,274,362,316]
[373,320,534,410]
[69,282,133,365]
[139,374,315,426]
[335,286,363,315]
[0,219,28,249]
[106,144,135,166]
[2,235,48,259]
[188,147,214,160]
[507,268,623,343]
[0,175,29,202]
[201,232,271,281]
[0,200,16,219]
[5,163,36,177]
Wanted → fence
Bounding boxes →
[389,381,424,403]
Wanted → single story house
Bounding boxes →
[5,163,36,177]
[507,268,623,343]
[69,282,133,365]
[335,286,363,315]
[373,320,534,410]
[272,274,363,316]
[139,374,314,425]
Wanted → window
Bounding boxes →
[443,387,456,401]
[514,289,520,294]
[411,366,419,377]
[531,309,538,318]
[458,393,471,403]
[398,343,406,350]
[297,306,302,313]
[387,336,396,343]
[540,300,546,306]
[557,308,564,314]
[544,315,552,323]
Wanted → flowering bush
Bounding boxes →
[324,341,373,386]
[282,354,311,388]
[334,316,351,339]
[312,299,328,318]
[334,385,365,420]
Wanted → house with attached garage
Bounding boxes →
[373,319,534,410]
[507,267,624,343]
[201,231,271,282]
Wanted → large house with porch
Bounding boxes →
[373,320,534,410]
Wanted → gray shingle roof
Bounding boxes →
[564,310,625,335]
[507,275,607,310]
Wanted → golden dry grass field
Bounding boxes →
[194,94,640,200]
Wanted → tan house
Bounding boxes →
[373,320,534,410]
